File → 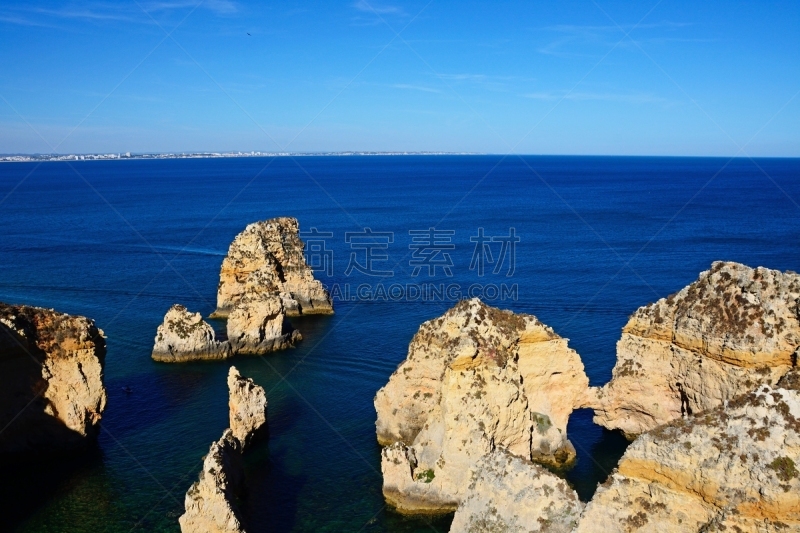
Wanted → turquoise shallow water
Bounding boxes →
[0,155,799,531]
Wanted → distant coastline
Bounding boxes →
[0,151,480,163]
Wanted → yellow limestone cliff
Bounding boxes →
[591,261,800,437]
[375,298,590,513]
[577,372,800,533]
[211,217,333,318]
[0,302,106,455]
[180,366,270,533]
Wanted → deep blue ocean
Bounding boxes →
[1,155,799,532]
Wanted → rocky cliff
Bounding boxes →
[0,302,106,455]
[228,366,268,448]
[211,217,333,318]
[576,377,800,532]
[449,450,583,533]
[152,304,232,362]
[226,295,301,355]
[179,429,246,533]
[180,367,271,533]
[376,298,589,513]
[591,261,800,437]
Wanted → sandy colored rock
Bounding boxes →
[211,217,333,318]
[228,366,268,448]
[226,296,301,355]
[0,302,106,455]
[152,304,232,362]
[179,429,246,533]
[375,298,589,513]
[449,449,583,533]
[180,367,269,532]
[591,261,800,437]
[576,381,800,533]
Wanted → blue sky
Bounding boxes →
[0,1,798,155]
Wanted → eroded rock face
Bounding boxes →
[577,381,800,533]
[228,366,268,448]
[226,296,301,355]
[450,450,583,533]
[179,429,246,533]
[0,302,106,455]
[211,217,333,318]
[375,298,589,513]
[591,261,800,437]
[152,304,232,362]
[180,368,270,532]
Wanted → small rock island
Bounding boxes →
[152,216,330,362]
[211,216,334,318]
[152,304,232,362]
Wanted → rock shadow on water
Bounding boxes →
[381,504,455,532]
[239,439,307,533]
[282,313,334,343]
[0,445,104,530]
[561,408,630,502]
[232,393,307,532]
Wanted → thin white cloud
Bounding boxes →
[353,0,405,16]
[439,74,488,82]
[543,21,694,34]
[431,73,531,93]
[536,20,703,56]
[391,84,442,94]
[0,14,61,28]
[438,73,526,83]
[522,91,669,104]
[31,6,143,23]
[4,0,238,27]
[143,0,238,15]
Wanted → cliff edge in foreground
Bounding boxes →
[452,376,800,533]
[375,298,590,513]
[591,261,799,437]
[0,302,106,455]
[449,449,583,533]
[577,374,800,532]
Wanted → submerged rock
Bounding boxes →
[228,366,268,448]
[226,295,300,355]
[375,298,589,513]
[179,429,246,533]
[577,380,800,532]
[0,302,106,455]
[211,217,333,318]
[591,261,800,437]
[152,304,232,362]
[450,450,583,533]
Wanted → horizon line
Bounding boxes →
[2,151,800,161]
